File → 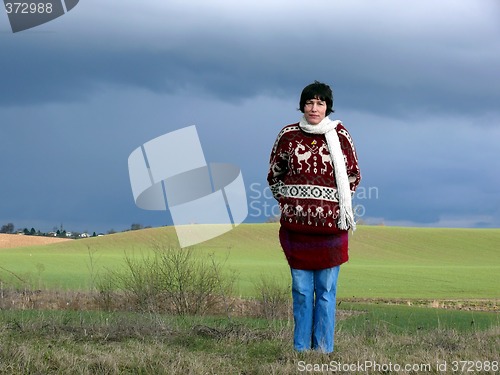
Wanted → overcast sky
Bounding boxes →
[1,0,499,234]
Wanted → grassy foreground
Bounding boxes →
[0,307,499,374]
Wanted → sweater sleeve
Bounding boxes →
[267,131,289,201]
[337,124,361,192]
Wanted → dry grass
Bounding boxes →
[0,288,365,324]
[0,309,498,374]
[1,284,499,374]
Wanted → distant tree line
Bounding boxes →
[0,223,15,234]
[0,222,153,238]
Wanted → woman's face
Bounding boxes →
[303,98,327,125]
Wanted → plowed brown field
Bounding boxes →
[0,233,71,249]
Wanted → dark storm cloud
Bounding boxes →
[1,0,499,118]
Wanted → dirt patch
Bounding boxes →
[342,298,500,313]
[0,233,71,249]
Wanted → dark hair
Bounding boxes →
[299,81,334,115]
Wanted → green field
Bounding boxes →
[1,225,500,374]
[1,224,499,299]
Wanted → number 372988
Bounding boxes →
[5,2,53,14]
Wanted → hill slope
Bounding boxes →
[0,224,499,299]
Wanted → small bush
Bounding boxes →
[253,273,291,320]
[98,243,235,316]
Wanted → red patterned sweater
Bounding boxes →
[267,122,361,269]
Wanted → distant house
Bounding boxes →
[79,233,90,238]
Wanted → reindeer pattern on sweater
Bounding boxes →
[268,123,361,234]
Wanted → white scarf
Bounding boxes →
[299,116,356,231]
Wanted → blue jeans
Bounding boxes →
[290,266,340,353]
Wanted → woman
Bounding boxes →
[267,81,361,353]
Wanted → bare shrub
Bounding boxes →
[93,272,118,311]
[253,273,291,320]
[101,243,235,316]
